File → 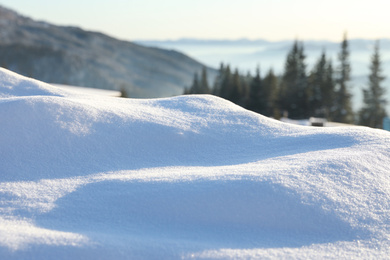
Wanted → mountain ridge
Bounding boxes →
[0,5,215,98]
[136,37,390,46]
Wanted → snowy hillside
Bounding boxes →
[0,68,390,259]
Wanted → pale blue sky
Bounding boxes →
[1,0,390,41]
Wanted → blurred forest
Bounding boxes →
[184,34,388,128]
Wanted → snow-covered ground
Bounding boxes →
[0,68,389,259]
[51,84,122,97]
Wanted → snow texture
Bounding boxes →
[0,68,390,259]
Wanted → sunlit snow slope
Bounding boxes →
[0,68,390,259]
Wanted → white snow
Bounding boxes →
[0,68,390,259]
[51,84,122,97]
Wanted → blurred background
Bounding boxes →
[1,0,389,127]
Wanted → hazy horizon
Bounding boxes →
[2,0,390,42]
[135,37,390,43]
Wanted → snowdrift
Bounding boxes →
[0,68,389,259]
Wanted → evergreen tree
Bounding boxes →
[187,72,200,94]
[247,66,263,113]
[262,68,279,117]
[247,67,279,117]
[218,65,232,100]
[212,63,225,96]
[307,51,335,119]
[324,60,336,120]
[213,65,247,105]
[334,33,354,123]
[199,66,211,94]
[184,67,211,95]
[228,68,243,104]
[307,52,325,116]
[240,71,251,104]
[359,41,387,128]
[280,40,308,119]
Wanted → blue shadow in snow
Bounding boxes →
[37,179,367,249]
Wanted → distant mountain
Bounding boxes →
[136,38,390,75]
[0,6,215,98]
[136,38,271,46]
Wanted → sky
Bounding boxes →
[1,0,390,42]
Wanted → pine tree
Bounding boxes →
[219,65,232,100]
[247,66,263,113]
[280,40,308,119]
[228,68,243,104]
[240,72,251,104]
[262,68,279,117]
[334,33,354,123]
[308,52,326,116]
[184,67,211,95]
[324,60,336,120]
[187,72,200,94]
[212,63,225,96]
[199,66,211,94]
[359,41,387,128]
[307,51,335,119]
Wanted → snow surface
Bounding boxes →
[51,84,122,97]
[0,68,390,259]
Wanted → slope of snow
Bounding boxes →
[0,68,390,259]
[51,84,122,97]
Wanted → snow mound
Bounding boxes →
[0,68,390,259]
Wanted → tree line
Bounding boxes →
[183,33,388,128]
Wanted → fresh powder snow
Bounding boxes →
[0,68,389,259]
